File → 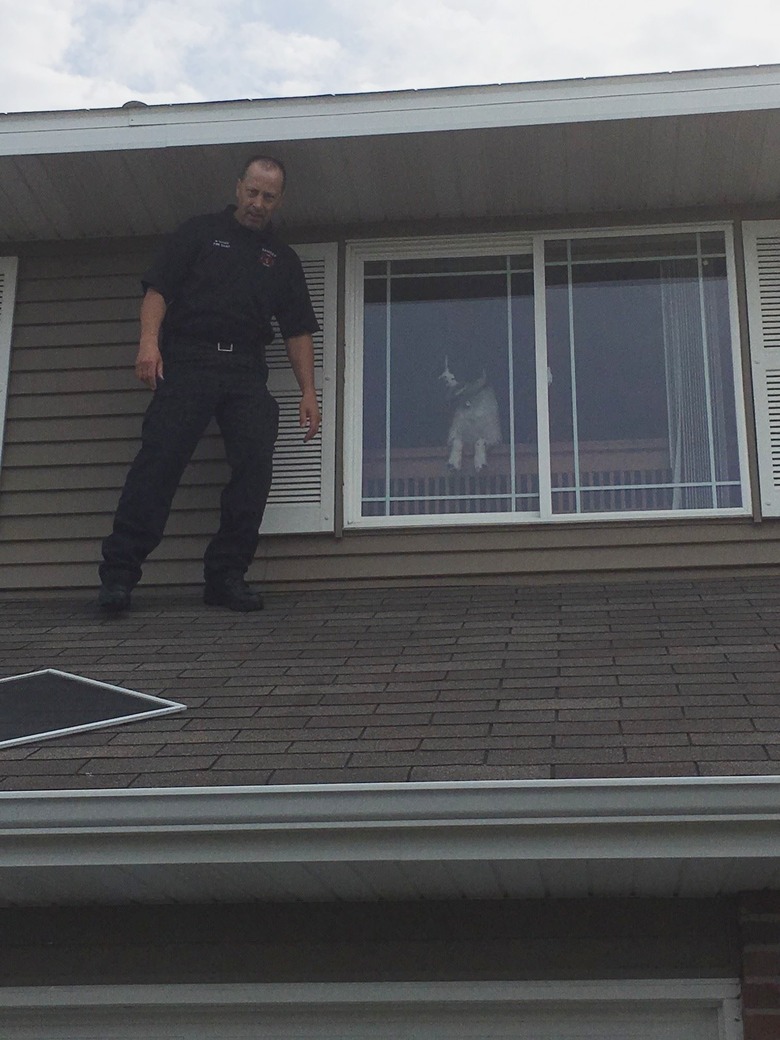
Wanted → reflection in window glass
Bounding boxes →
[362,256,537,517]
[546,232,742,513]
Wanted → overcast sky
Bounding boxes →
[2,0,779,114]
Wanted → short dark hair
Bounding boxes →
[240,154,287,192]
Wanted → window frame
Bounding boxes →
[344,225,751,530]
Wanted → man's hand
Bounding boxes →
[135,341,164,390]
[286,334,321,442]
[299,387,321,443]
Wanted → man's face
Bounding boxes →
[234,163,285,230]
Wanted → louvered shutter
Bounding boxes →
[744,221,780,516]
[261,242,337,534]
[0,257,19,476]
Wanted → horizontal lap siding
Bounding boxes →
[251,517,780,588]
[2,241,234,589]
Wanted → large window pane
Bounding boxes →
[361,255,537,517]
[545,232,742,514]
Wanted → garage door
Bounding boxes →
[0,981,741,1040]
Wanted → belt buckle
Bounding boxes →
[217,341,233,353]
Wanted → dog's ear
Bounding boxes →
[440,356,457,387]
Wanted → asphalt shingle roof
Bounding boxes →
[1,575,779,791]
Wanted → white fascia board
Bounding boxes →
[1,776,780,869]
[2,64,780,157]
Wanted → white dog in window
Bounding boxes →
[439,357,501,471]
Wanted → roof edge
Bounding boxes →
[5,775,780,828]
[3,63,780,157]
[2,778,778,904]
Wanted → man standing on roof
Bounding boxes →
[97,155,320,614]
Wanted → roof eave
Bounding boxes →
[3,63,780,157]
[2,777,779,903]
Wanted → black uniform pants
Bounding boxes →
[100,357,279,587]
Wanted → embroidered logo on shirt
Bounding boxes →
[213,239,231,249]
[259,248,277,267]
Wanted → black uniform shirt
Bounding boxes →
[142,206,319,364]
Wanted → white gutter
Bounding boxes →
[2,64,780,157]
[2,776,780,869]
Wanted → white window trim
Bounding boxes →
[344,224,751,530]
[0,979,743,1039]
[0,256,19,478]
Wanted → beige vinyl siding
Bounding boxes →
[250,515,779,588]
[0,232,778,592]
[1,244,153,588]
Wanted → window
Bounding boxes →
[360,250,536,518]
[346,230,749,527]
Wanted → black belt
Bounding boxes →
[164,338,260,358]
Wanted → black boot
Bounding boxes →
[98,581,132,613]
[203,573,264,612]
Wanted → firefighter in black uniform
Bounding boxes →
[98,155,320,613]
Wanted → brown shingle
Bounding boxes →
[1,574,779,789]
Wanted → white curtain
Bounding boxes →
[660,255,729,509]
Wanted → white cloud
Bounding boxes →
[71,1,215,92]
[0,0,83,112]
[1,0,780,113]
[240,25,345,98]
[326,0,780,92]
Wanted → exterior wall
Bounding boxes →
[0,898,740,986]
[1,238,162,589]
[739,891,780,1040]
[3,205,780,591]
